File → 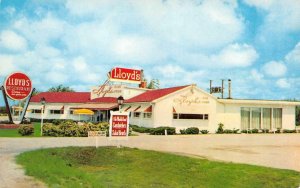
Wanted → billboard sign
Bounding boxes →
[109,111,130,139]
[109,67,142,84]
[4,72,32,101]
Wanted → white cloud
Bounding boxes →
[212,43,258,68]
[113,36,166,63]
[0,30,27,51]
[13,13,67,45]
[262,61,287,77]
[4,6,16,16]
[132,0,244,49]
[285,42,300,64]
[276,78,291,89]
[45,71,69,84]
[250,69,264,82]
[65,0,117,16]
[243,0,274,10]
[245,0,300,33]
[0,55,16,76]
[73,57,88,72]
[154,64,185,78]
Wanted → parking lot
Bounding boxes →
[0,134,300,187]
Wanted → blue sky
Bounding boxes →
[0,0,300,101]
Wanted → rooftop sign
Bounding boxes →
[4,72,32,101]
[109,67,142,84]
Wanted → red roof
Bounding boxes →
[125,85,189,103]
[30,92,91,103]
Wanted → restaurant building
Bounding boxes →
[26,84,300,133]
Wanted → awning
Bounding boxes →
[73,109,94,115]
[71,103,117,111]
[134,105,152,112]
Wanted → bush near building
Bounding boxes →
[18,125,34,136]
[42,121,109,137]
[180,127,199,134]
[150,126,176,135]
[130,124,153,133]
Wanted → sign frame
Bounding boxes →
[109,67,142,84]
[4,72,33,101]
[109,111,130,140]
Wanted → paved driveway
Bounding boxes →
[1,134,300,187]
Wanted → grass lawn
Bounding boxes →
[0,123,41,137]
[17,147,300,188]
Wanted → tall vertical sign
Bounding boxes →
[109,111,130,140]
[1,72,34,124]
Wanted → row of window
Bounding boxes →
[241,107,282,130]
[173,113,209,120]
[31,109,64,114]
[133,112,152,119]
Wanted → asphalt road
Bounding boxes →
[1,134,300,187]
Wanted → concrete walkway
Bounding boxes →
[0,134,300,187]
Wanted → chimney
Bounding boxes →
[221,79,224,99]
[139,80,147,88]
[228,79,232,99]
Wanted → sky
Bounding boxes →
[0,0,300,101]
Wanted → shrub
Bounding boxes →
[42,121,110,137]
[200,130,209,134]
[18,125,34,136]
[251,129,259,133]
[180,129,186,134]
[130,124,153,133]
[150,127,176,135]
[275,129,281,133]
[261,129,269,133]
[282,129,296,133]
[185,127,199,134]
[216,123,224,134]
[223,129,233,134]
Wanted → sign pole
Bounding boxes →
[1,86,13,123]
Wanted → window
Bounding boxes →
[251,108,261,129]
[241,107,282,130]
[173,113,208,120]
[241,107,250,130]
[32,109,42,114]
[262,108,271,129]
[134,112,140,118]
[273,108,282,129]
[70,110,74,115]
[50,110,64,114]
[143,113,152,118]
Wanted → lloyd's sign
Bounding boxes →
[1,72,34,124]
[109,67,142,84]
[4,72,32,100]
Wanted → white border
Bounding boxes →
[3,72,33,101]
[109,111,130,140]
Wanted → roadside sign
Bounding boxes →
[88,131,106,148]
[109,67,142,84]
[4,72,32,101]
[109,111,130,140]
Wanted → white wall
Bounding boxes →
[218,102,296,131]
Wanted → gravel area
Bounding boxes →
[0,134,300,187]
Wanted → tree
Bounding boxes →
[147,79,160,89]
[47,85,75,92]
